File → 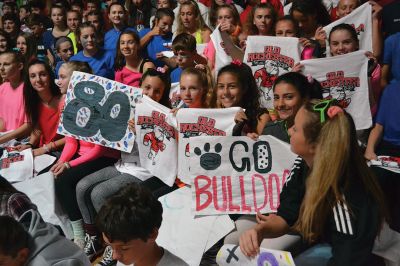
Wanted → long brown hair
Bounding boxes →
[244,3,277,36]
[294,100,387,242]
[114,30,141,71]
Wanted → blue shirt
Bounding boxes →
[43,29,68,65]
[376,82,400,146]
[104,27,138,55]
[170,67,183,83]
[139,28,172,68]
[70,49,115,79]
[383,32,400,84]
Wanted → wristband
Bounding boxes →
[64,162,71,169]
[43,144,50,153]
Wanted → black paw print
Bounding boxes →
[194,143,222,170]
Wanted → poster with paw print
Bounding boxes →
[135,95,178,187]
[176,107,240,184]
[57,71,143,152]
[189,136,297,215]
[244,36,301,109]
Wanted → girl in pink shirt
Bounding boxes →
[0,51,30,146]
[114,30,154,87]
[52,61,120,248]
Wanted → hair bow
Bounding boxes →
[327,106,343,119]
[156,67,166,74]
[231,59,242,66]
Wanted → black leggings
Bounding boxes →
[55,156,117,221]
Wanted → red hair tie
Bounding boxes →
[231,59,242,66]
[327,106,343,119]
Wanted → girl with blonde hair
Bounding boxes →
[176,0,211,44]
[240,99,387,265]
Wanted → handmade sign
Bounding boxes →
[135,95,178,186]
[300,50,371,130]
[244,36,301,109]
[324,2,372,57]
[57,71,143,152]
[216,244,295,266]
[370,156,400,174]
[189,135,297,215]
[0,147,33,183]
[176,107,240,184]
[157,187,234,266]
[14,172,73,239]
[211,25,233,74]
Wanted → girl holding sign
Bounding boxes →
[52,63,120,249]
[114,30,155,87]
[328,23,381,115]
[240,99,386,265]
[213,61,270,135]
[75,69,171,262]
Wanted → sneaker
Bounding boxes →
[74,238,85,249]
[84,234,102,261]
[96,245,116,266]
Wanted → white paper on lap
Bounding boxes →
[13,172,73,239]
[157,187,234,266]
[33,154,57,174]
[0,148,33,183]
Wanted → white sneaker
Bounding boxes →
[96,246,116,266]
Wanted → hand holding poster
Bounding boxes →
[177,107,240,184]
[216,244,295,266]
[135,95,178,186]
[300,50,371,130]
[189,135,297,215]
[57,71,143,152]
[243,36,301,109]
[323,2,372,57]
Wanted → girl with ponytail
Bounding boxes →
[240,99,387,265]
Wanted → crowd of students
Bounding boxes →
[0,0,399,265]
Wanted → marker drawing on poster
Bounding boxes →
[189,136,297,215]
[300,50,371,130]
[176,107,240,184]
[135,95,178,186]
[216,244,295,266]
[57,71,142,152]
[244,36,301,109]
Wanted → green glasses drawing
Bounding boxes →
[312,99,337,123]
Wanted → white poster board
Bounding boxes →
[189,135,297,215]
[57,71,142,152]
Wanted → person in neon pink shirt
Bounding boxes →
[0,51,31,146]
